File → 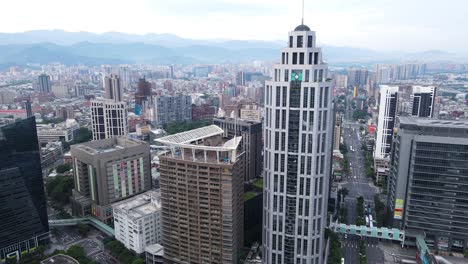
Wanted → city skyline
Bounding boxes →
[1,0,468,54]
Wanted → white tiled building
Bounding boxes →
[112,190,162,254]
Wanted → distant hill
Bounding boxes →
[0,30,462,67]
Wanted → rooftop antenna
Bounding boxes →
[301,0,305,25]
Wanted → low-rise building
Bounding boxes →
[112,190,162,254]
[37,119,79,145]
[145,243,164,264]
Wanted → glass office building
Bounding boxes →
[0,117,49,261]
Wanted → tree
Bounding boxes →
[46,176,74,206]
[56,163,72,173]
[77,223,91,236]
[132,259,145,264]
[74,127,92,143]
[353,110,368,121]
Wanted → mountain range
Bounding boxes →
[0,30,462,68]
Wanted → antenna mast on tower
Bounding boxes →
[301,0,305,25]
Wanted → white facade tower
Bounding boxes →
[263,24,332,264]
[375,85,399,159]
[91,99,128,140]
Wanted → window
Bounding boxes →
[305,70,310,82]
[275,109,280,129]
[324,87,329,107]
[301,136,306,152]
[318,111,322,130]
[280,154,285,172]
[286,53,289,64]
[299,52,305,64]
[319,69,323,82]
[302,112,307,131]
[274,153,279,171]
[281,53,285,64]
[279,196,284,212]
[321,133,326,153]
[273,195,278,212]
[299,178,304,195]
[274,175,278,192]
[282,110,286,129]
[289,36,293,47]
[319,87,323,108]
[319,177,323,195]
[309,52,313,65]
[280,175,284,192]
[282,87,287,107]
[323,110,327,130]
[304,219,309,236]
[285,70,289,82]
[276,86,281,106]
[305,199,310,217]
[281,132,286,151]
[308,110,314,131]
[303,240,308,255]
[292,53,298,65]
[300,156,305,174]
[308,134,313,153]
[297,35,303,47]
[303,87,308,108]
[310,87,315,108]
[275,131,279,150]
[320,156,325,174]
[314,52,318,65]
[308,36,313,47]
[307,157,312,175]
[313,69,318,82]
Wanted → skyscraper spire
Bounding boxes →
[301,0,305,25]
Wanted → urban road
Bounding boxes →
[340,115,384,264]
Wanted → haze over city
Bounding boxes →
[1,0,468,53]
[1,1,468,264]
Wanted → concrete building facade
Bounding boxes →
[263,24,333,264]
[214,117,263,181]
[388,117,468,252]
[112,190,162,254]
[70,137,151,223]
[91,99,128,140]
[104,74,123,102]
[156,125,244,263]
[153,95,192,127]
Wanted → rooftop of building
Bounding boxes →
[145,243,164,256]
[73,137,146,155]
[155,125,243,163]
[399,117,468,129]
[112,190,161,220]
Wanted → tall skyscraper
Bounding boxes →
[104,74,123,102]
[236,71,246,86]
[91,99,128,140]
[388,117,468,252]
[0,117,49,261]
[156,125,244,263]
[375,85,399,160]
[263,23,332,264]
[411,86,437,118]
[153,95,192,127]
[70,137,152,223]
[374,85,398,185]
[135,78,152,106]
[38,74,51,94]
[347,67,369,87]
[24,99,33,117]
[214,117,263,181]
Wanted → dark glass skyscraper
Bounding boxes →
[0,117,49,261]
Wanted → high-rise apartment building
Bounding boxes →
[70,137,151,223]
[375,85,399,159]
[334,112,343,150]
[263,23,332,264]
[214,117,263,181]
[112,190,162,254]
[374,85,398,185]
[156,125,244,263]
[153,95,192,127]
[104,74,123,102]
[388,117,468,252]
[91,99,128,140]
[38,74,51,94]
[0,117,49,261]
[347,67,369,87]
[135,78,152,106]
[236,71,246,86]
[411,86,437,118]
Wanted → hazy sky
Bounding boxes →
[1,0,467,53]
